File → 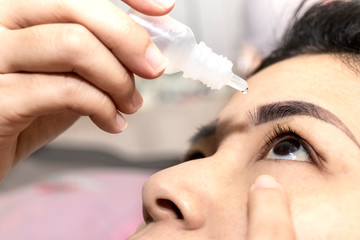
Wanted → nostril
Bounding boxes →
[143,205,153,224]
[156,199,184,220]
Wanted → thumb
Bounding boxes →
[247,175,296,240]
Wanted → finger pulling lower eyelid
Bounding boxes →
[250,175,283,191]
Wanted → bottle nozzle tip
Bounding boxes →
[227,75,248,93]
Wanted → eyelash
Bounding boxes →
[184,124,323,166]
[259,124,320,165]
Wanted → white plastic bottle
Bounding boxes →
[128,9,248,93]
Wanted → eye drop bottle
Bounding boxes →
[128,9,248,93]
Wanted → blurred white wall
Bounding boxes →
[243,0,320,57]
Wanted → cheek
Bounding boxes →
[290,185,360,240]
[247,160,320,188]
[248,161,360,239]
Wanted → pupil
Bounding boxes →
[273,139,301,155]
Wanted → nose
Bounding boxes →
[142,167,206,230]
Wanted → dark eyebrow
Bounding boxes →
[251,100,360,148]
[190,119,218,145]
[190,101,360,149]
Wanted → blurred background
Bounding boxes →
[0,0,320,239]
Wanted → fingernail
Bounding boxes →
[250,175,282,191]
[152,0,176,8]
[132,89,143,110]
[116,112,128,132]
[145,43,168,73]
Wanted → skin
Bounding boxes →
[129,54,360,240]
[0,0,174,178]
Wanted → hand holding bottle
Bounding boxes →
[0,0,174,180]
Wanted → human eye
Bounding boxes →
[259,124,319,163]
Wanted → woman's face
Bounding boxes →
[129,54,360,240]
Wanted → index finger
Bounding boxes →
[247,175,296,240]
[0,0,170,78]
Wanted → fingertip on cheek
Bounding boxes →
[250,174,284,192]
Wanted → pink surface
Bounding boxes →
[0,168,154,240]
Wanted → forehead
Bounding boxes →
[219,54,360,137]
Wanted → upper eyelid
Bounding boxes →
[185,119,329,166]
[251,100,360,149]
[257,123,326,167]
[256,125,290,161]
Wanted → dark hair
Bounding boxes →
[253,0,360,74]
